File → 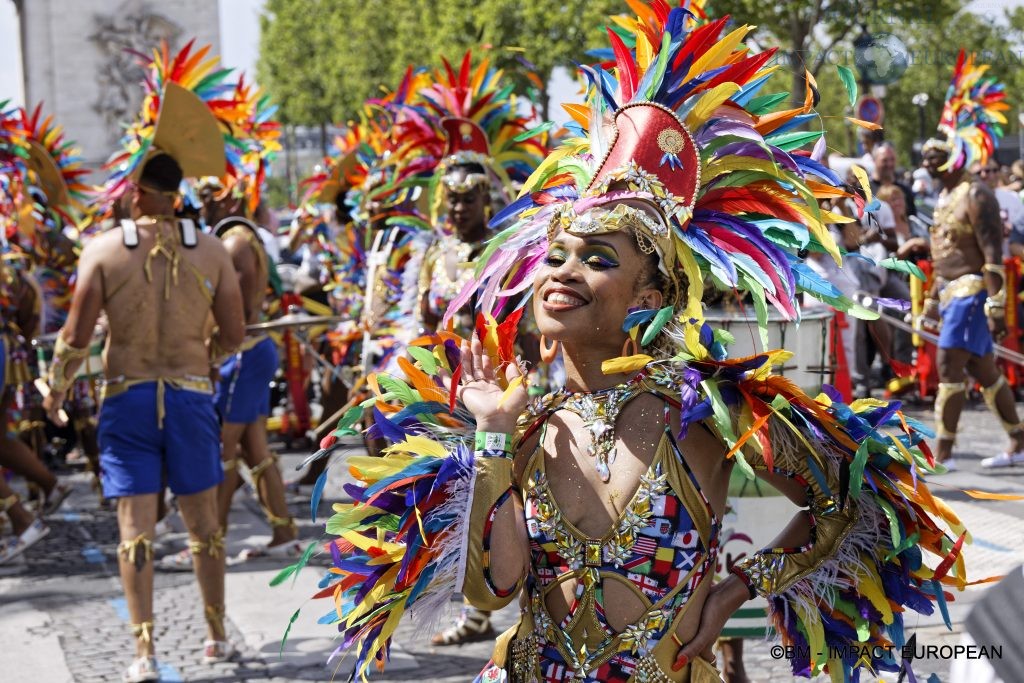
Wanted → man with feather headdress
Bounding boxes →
[920,50,1024,472]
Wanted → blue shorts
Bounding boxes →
[939,290,993,357]
[98,382,223,498]
[214,336,279,424]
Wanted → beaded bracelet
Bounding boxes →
[474,431,512,459]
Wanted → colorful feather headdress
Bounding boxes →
[17,104,93,232]
[450,7,880,340]
[401,52,547,219]
[226,74,281,216]
[923,49,1008,172]
[98,40,245,212]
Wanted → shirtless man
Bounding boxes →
[212,216,299,557]
[43,153,245,680]
[921,141,1024,470]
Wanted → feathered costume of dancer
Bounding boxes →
[291,4,971,681]
[922,49,1007,172]
[395,51,548,338]
[9,104,94,332]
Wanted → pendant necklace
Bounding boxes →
[556,379,638,482]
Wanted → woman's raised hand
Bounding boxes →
[450,332,529,434]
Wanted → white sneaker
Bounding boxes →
[202,639,237,664]
[981,452,1024,468]
[0,520,50,564]
[122,655,159,682]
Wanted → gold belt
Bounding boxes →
[938,274,986,308]
[101,375,213,429]
[238,333,270,353]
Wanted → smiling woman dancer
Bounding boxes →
[309,5,971,683]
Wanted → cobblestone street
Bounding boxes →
[3,401,1024,682]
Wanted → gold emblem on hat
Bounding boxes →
[657,128,685,155]
[460,122,474,142]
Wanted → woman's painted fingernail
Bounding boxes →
[671,654,688,672]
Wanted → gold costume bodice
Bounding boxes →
[930,182,974,261]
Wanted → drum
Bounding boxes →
[703,307,834,394]
[33,334,105,380]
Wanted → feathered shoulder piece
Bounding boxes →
[931,49,1007,171]
[452,4,893,339]
[98,40,244,212]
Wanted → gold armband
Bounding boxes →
[985,291,1007,319]
[47,336,90,393]
[983,263,1007,277]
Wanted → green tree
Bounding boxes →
[256,0,336,127]
[710,0,960,105]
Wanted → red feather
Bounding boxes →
[607,28,638,102]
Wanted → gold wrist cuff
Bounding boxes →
[47,336,90,393]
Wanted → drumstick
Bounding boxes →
[313,377,367,440]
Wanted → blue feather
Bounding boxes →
[310,468,328,522]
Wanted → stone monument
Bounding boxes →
[15,0,220,174]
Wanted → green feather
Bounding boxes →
[848,442,870,499]
[406,346,438,374]
[279,608,301,657]
[879,257,926,281]
[746,92,789,115]
[765,130,824,152]
[643,31,673,100]
[837,65,858,107]
[513,121,554,142]
[641,306,675,346]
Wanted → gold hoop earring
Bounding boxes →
[622,337,639,357]
[539,335,560,363]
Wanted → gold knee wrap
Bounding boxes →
[131,621,154,645]
[118,534,154,570]
[935,381,968,441]
[204,604,227,640]
[980,376,1024,434]
[188,527,225,558]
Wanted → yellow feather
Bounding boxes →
[850,164,873,203]
[685,82,741,130]
[601,354,654,375]
[855,560,894,624]
[636,30,654,74]
[685,25,752,81]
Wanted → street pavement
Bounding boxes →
[2,399,1024,682]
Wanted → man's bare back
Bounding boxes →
[221,227,268,326]
[70,218,244,380]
